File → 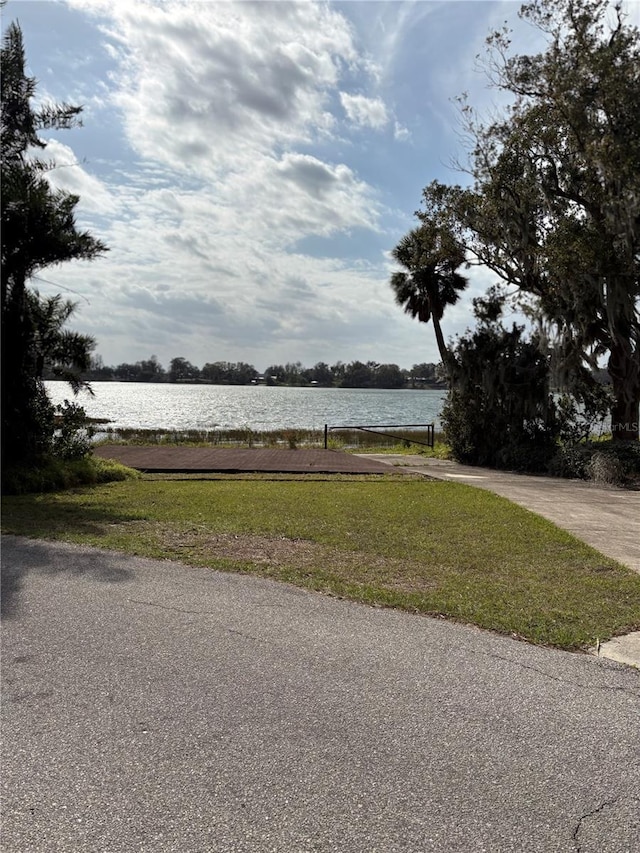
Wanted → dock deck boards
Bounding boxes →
[92,446,395,475]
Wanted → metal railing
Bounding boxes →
[324,422,434,449]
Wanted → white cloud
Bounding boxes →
[39,138,119,215]
[393,121,411,142]
[36,0,548,371]
[74,0,360,176]
[56,4,383,250]
[217,152,380,247]
[339,92,389,130]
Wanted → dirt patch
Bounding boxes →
[168,530,328,566]
[158,528,441,593]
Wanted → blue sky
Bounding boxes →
[5,0,639,372]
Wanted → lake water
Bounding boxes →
[45,381,446,432]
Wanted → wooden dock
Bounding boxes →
[92,446,395,474]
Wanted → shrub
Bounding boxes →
[1,456,138,495]
[52,401,94,460]
[547,444,592,480]
[442,324,560,472]
[587,451,626,485]
[549,440,640,485]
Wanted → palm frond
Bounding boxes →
[389,227,468,326]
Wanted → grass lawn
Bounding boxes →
[2,473,639,650]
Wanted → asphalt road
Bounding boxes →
[2,536,639,853]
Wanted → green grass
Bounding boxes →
[3,474,639,650]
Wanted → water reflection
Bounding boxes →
[45,381,446,431]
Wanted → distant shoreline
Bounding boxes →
[45,378,448,391]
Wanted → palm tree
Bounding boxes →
[390,226,468,379]
[28,291,95,393]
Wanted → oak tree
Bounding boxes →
[418,0,640,439]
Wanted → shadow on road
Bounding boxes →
[1,535,134,620]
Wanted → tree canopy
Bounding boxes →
[416,0,640,440]
[1,20,107,470]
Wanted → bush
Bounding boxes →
[282,429,300,450]
[548,440,640,485]
[1,456,138,495]
[547,444,592,480]
[1,377,56,469]
[52,400,94,460]
[440,318,626,476]
[587,451,626,485]
[1,391,97,492]
[442,324,560,472]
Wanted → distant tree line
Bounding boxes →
[71,355,446,389]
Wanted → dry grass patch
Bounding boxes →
[150,524,442,597]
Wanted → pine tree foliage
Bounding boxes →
[1,21,107,470]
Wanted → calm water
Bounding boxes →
[45,381,446,432]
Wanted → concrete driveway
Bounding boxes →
[2,537,639,852]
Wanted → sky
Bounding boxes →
[4,0,639,372]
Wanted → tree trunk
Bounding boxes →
[608,344,640,441]
[610,393,639,441]
[431,314,454,383]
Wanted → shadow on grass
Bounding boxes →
[1,497,142,619]
[2,491,145,537]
